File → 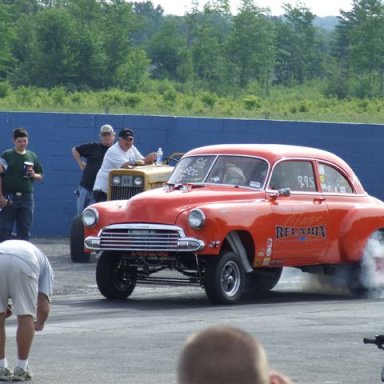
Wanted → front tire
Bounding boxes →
[203,251,245,305]
[96,252,137,300]
[70,216,90,263]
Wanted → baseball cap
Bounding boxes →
[100,124,115,134]
[119,128,134,138]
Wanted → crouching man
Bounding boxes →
[0,240,54,382]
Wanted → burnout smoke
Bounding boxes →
[360,232,384,294]
[283,232,384,296]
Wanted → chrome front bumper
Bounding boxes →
[84,223,204,252]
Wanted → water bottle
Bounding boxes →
[156,147,163,166]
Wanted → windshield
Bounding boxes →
[168,155,268,188]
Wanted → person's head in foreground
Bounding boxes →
[177,325,293,384]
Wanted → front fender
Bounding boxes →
[175,201,271,256]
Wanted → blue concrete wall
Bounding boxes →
[0,111,382,236]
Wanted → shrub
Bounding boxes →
[15,86,34,105]
[201,92,217,108]
[299,103,309,113]
[162,88,177,104]
[70,92,83,104]
[242,95,261,110]
[123,94,142,108]
[0,81,11,99]
[50,87,66,105]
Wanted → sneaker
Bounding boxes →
[12,367,32,382]
[0,367,12,381]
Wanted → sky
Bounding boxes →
[135,0,353,17]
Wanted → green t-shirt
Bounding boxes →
[1,148,43,194]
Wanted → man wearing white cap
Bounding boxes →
[92,128,156,202]
[71,124,115,214]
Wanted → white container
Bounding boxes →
[156,147,163,166]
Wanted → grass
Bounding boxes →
[0,83,383,124]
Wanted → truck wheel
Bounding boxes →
[70,216,90,263]
[203,251,244,305]
[246,267,282,293]
[96,252,137,300]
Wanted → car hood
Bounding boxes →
[94,185,266,225]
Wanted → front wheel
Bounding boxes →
[70,216,90,263]
[203,251,245,305]
[96,252,137,300]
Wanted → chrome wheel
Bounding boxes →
[204,251,245,304]
[221,260,241,297]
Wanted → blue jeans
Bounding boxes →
[0,193,34,242]
[76,185,95,215]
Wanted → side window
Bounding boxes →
[318,163,353,193]
[206,156,268,188]
[269,161,316,192]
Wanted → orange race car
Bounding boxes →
[82,144,384,304]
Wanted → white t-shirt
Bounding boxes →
[93,142,144,193]
[0,240,54,300]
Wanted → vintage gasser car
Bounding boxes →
[82,144,384,304]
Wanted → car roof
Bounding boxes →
[186,144,349,168]
[185,144,367,193]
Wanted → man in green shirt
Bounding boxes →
[0,128,43,243]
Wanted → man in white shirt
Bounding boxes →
[92,128,156,202]
[0,240,54,382]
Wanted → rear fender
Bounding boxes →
[340,209,384,262]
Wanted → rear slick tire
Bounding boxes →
[246,267,282,293]
[347,231,384,296]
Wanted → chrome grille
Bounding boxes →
[99,225,183,251]
[110,186,144,200]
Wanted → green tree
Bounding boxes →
[189,2,230,92]
[274,4,322,85]
[0,0,41,17]
[115,48,150,91]
[224,0,276,91]
[12,8,79,88]
[132,1,164,46]
[335,0,384,97]
[147,18,187,81]
[0,3,15,80]
[101,1,141,88]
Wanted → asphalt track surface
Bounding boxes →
[3,237,384,384]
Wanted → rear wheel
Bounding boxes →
[203,251,245,305]
[70,216,90,263]
[347,231,384,296]
[96,252,137,300]
[246,267,282,293]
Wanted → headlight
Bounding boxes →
[188,209,205,229]
[111,175,122,186]
[81,207,99,227]
[133,176,143,187]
